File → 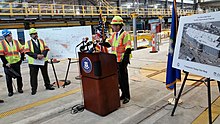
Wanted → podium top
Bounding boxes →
[79,52,117,79]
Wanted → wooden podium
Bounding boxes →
[79,52,120,116]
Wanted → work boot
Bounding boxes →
[8,92,13,97]
[31,90,36,95]
[46,86,55,90]
[18,89,23,93]
[123,98,130,104]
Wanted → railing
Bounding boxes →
[0,2,200,17]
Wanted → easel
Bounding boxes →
[50,58,74,88]
[50,59,60,88]
[62,58,78,88]
[171,71,220,124]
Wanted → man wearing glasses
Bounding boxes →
[24,28,55,95]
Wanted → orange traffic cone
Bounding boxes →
[150,34,158,53]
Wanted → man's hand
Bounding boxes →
[99,42,111,48]
[122,53,130,65]
[6,63,10,67]
[37,54,44,60]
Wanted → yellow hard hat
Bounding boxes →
[111,16,124,25]
[29,28,37,35]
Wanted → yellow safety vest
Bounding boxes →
[108,31,132,62]
[24,39,49,64]
[0,39,24,64]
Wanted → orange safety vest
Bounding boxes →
[0,39,24,64]
[108,31,131,62]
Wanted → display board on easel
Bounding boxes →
[24,26,92,59]
[171,11,220,124]
[173,11,220,81]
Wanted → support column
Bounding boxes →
[194,0,198,10]
[164,18,168,29]
[197,0,201,10]
[144,0,148,8]
[78,0,82,5]
[165,0,168,9]
[145,19,149,30]
[131,13,138,50]
[117,0,121,8]
[133,17,137,50]
[181,0,184,9]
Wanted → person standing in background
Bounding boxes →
[24,28,54,95]
[0,29,24,97]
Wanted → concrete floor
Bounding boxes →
[0,38,219,124]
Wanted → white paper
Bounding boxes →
[172,11,220,81]
[33,59,45,66]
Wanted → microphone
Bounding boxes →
[87,48,95,53]
[79,41,93,52]
[87,40,99,53]
[85,41,93,46]
[76,37,89,47]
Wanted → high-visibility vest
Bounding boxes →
[24,39,49,64]
[0,39,24,64]
[108,31,132,62]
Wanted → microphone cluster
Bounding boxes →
[77,37,95,53]
[76,37,89,47]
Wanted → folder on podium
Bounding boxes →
[79,52,120,116]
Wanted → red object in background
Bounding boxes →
[150,23,161,33]
[150,34,158,53]
[156,23,161,33]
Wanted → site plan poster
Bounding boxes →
[172,11,220,81]
[24,26,92,59]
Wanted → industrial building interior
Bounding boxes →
[0,0,220,124]
[1,0,220,30]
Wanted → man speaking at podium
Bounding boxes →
[102,16,132,104]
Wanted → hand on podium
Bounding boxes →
[99,42,111,48]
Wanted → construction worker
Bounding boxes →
[24,28,54,95]
[102,16,132,104]
[0,29,24,97]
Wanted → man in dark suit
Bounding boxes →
[24,28,54,95]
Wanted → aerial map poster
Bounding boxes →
[24,26,92,59]
[172,11,220,81]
